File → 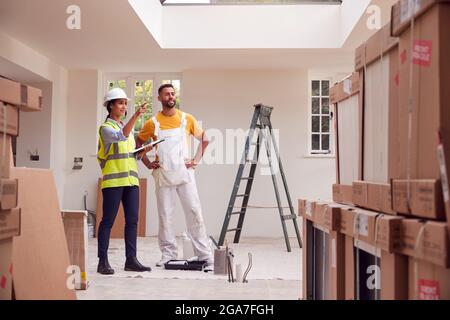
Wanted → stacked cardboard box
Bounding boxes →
[300,0,450,300]
[1,75,42,300]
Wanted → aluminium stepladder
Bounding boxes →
[217,104,302,252]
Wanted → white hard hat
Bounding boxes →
[103,88,129,107]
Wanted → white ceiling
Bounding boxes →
[0,0,393,72]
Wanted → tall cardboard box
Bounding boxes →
[356,23,400,184]
[332,72,362,205]
[391,1,450,220]
[61,210,89,290]
[408,258,450,300]
[0,238,13,300]
[302,203,345,300]
[0,208,20,300]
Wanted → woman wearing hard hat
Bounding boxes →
[97,87,152,274]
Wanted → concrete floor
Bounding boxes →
[77,237,302,300]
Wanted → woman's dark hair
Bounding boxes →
[104,100,114,122]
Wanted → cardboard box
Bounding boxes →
[359,24,401,184]
[408,257,450,300]
[339,207,357,237]
[0,208,21,240]
[395,2,450,182]
[353,181,395,214]
[298,199,315,221]
[11,167,76,300]
[397,219,449,267]
[333,184,353,206]
[344,235,355,300]
[391,0,450,36]
[0,238,13,300]
[333,72,363,189]
[61,210,89,291]
[96,178,147,238]
[0,77,43,112]
[380,251,409,300]
[344,233,408,300]
[0,103,19,137]
[352,208,380,246]
[0,134,13,178]
[305,222,345,300]
[313,202,342,232]
[392,179,445,220]
[0,179,18,210]
[330,72,361,104]
[355,23,399,71]
[375,214,404,253]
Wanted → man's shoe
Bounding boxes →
[124,257,152,272]
[156,257,172,267]
[97,258,115,275]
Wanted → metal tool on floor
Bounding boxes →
[164,258,208,271]
[217,104,303,252]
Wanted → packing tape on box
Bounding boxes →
[406,0,419,213]
[413,223,426,300]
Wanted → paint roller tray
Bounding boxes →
[164,260,207,271]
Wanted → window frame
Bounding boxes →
[102,73,182,135]
[307,77,335,157]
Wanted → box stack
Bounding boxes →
[0,75,42,300]
[299,0,450,300]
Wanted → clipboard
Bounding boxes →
[132,139,165,154]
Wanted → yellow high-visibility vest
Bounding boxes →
[97,120,139,189]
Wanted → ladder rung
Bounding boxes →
[236,194,249,197]
[240,177,254,180]
[230,211,242,215]
[246,160,258,164]
[256,124,262,129]
[227,228,242,233]
[250,142,258,146]
[282,215,297,221]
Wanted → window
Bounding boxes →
[310,79,331,155]
[103,74,182,136]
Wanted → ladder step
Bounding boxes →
[282,215,297,221]
[230,211,242,215]
[246,160,258,164]
[250,142,258,146]
[227,228,242,233]
[256,124,262,129]
[236,194,249,197]
[240,177,254,180]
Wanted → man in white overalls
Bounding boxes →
[136,84,213,268]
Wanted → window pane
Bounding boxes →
[162,80,181,108]
[312,134,320,150]
[321,116,330,133]
[322,98,329,114]
[312,116,320,133]
[312,80,320,96]
[321,80,330,96]
[312,98,320,114]
[107,80,126,91]
[134,80,153,133]
[322,134,330,151]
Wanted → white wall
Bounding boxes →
[63,70,103,210]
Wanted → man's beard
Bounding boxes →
[165,100,176,108]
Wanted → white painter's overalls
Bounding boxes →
[151,112,212,262]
